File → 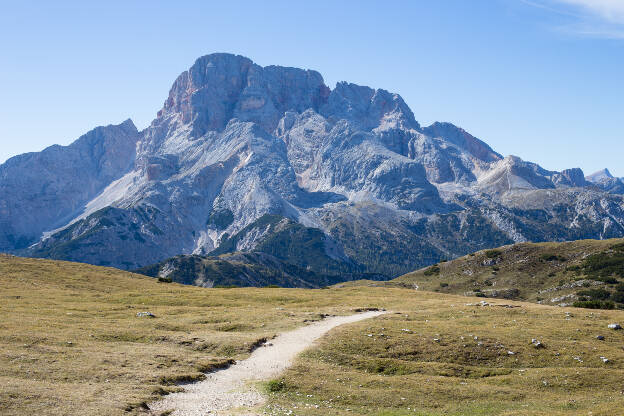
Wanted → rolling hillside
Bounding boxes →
[3,254,624,415]
[393,238,624,309]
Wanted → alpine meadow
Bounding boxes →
[2,2,624,415]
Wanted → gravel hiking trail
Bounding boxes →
[149,310,386,415]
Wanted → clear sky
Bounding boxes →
[0,0,622,176]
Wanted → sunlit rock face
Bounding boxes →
[2,53,623,276]
[0,119,139,250]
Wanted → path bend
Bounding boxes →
[149,310,386,415]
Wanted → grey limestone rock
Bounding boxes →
[1,53,623,278]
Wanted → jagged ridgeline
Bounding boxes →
[1,53,624,287]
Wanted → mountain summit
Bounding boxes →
[586,168,624,194]
[588,168,614,179]
[1,53,623,284]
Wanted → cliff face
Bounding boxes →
[2,53,623,281]
[0,119,139,250]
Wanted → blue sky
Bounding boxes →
[0,0,622,176]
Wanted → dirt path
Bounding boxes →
[149,310,386,415]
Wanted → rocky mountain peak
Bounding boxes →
[423,122,502,163]
[320,82,419,131]
[157,53,329,136]
[478,155,555,193]
[3,53,624,279]
[587,168,614,183]
[552,168,588,187]
[585,168,624,194]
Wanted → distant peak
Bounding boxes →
[587,168,614,183]
[119,118,137,131]
[599,168,613,178]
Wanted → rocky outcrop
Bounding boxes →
[422,122,502,163]
[158,53,329,137]
[552,168,588,188]
[477,155,556,193]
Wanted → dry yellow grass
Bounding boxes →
[0,255,406,415]
[2,254,624,415]
[265,297,624,415]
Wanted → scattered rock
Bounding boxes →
[608,323,622,330]
[596,335,605,340]
[465,300,490,307]
[136,311,155,318]
[531,339,545,348]
[600,356,610,364]
[539,280,604,295]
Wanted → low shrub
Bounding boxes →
[581,252,624,279]
[612,242,624,252]
[573,300,615,310]
[540,254,567,262]
[577,288,611,300]
[611,292,624,303]
[266,379,286,392]
[596,276,619,284]
[424,265,440,276]
[485,250,502,259]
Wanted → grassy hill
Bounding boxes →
[134,252,347,288]
[390,238,624,309]
[133,215,388,289]
[134,251,385,289]
[3,253,624,415]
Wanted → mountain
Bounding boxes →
[388,238,624,309]
[134,214,386,288]
[586,168,624,194]
[135,252,353,288]
[0,119,139,250]
[2,53,624,284]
